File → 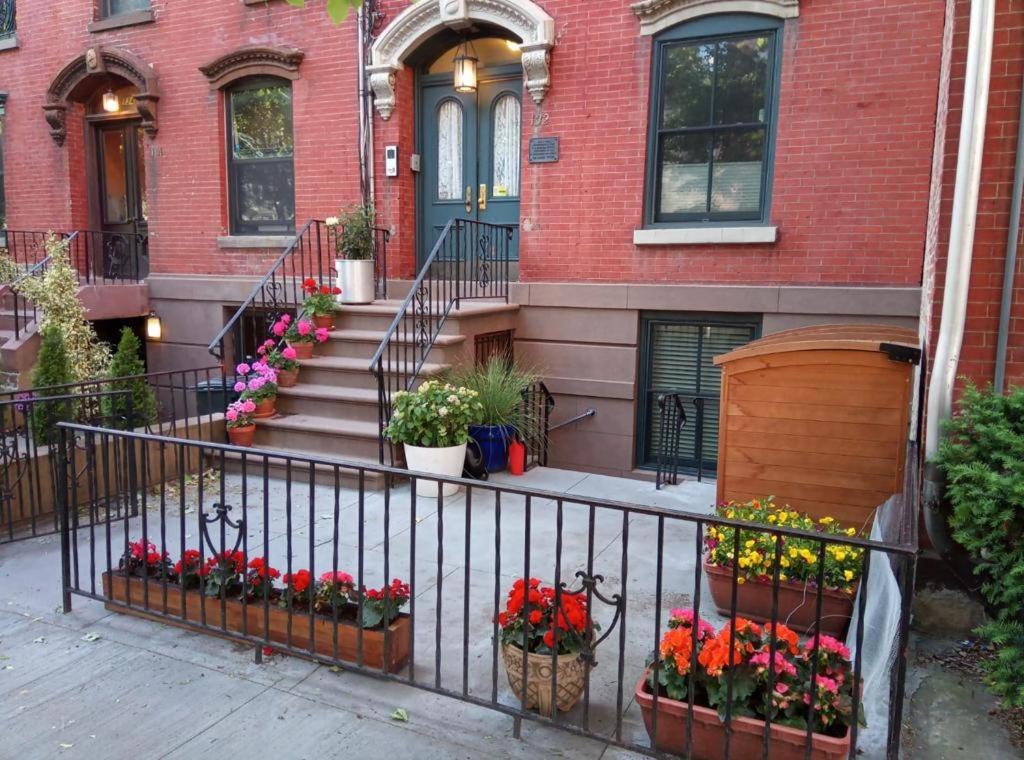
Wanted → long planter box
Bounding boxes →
[102,573,410,673]
[635,675,852,760]
[703,560,855,638]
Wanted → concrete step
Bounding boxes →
[334,299,517,334]
[275,383,380,423]
[318,328,466,362]
[253,413,382,461]
[295,356,449,389]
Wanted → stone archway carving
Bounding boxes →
[199,46,305,90]
[368,0,555,120]
[44,45,160,146]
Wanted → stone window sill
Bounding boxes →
[243,0,281,4]
[88,9,155,33]
[633,226,778,246]
[217,235,294,249]
[0,35,18,52]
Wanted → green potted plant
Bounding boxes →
[384,379,483,498]
[329,205,376,305]
[448,359,540,472]
[301,278,341,330]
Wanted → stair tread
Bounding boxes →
[298,356,450,375]
[220,447,386,478]
[276,383,379,402]
[337,299,517,317]
[257,413,379,438]
[326,328,465,346]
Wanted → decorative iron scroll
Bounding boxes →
[559,571,625,667]
[200,502,245,558]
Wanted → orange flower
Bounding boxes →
[698,623,753,676]
[764,621,800,655]
[659,627,695,675]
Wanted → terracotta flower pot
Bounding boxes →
[313,314,335,331]
[500,643,589,716]
[634,674,852,760]
[253,396,277,419]
[277,367,299,388]
[703,559,856,638]
[227,424,256,447]
[288,341,314,360]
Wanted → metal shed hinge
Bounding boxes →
[880,343,923,365]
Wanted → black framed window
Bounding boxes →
[645,15,782,226]
[637,313,760,474]
[101,0,149,18]
[226,78,296,235]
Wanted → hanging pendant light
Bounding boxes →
[453,39,479,94]
[102,88,119,113]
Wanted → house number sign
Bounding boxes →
[528,137,559,164]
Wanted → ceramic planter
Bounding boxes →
[102,573,411,672]
[227,424,256,447]
[703,560,856,638]
[468,424,514,472]
[501,644,589,716]
[312,314,335,331]
[288,341,314,360]
[277,367,299,388]
[635,674,852,760]
[335,258,375,304]
[403,442,466,498]
[253,396,277,419]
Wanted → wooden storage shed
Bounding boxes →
[713,325,919,527]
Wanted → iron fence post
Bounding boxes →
[57,425,72,613]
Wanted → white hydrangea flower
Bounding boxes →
[325,216,340,226]
[438,407,449,417]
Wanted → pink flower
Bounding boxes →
[242,399,257,413]
[263,339,275,348]
[750,650,797,678]
[775,682,790,694]
[282,346,297,360]
[805,635,851,660]
[320,571,354,585]
[226,408,238,422]
[281,314,292,324]
[248,377,265,391]
[236,363,251,376]
[314,327,329,343]
[272,321,286,337]
[297,320,312,337]
[233,381,246,393]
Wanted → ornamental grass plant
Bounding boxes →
[446,358,541,437]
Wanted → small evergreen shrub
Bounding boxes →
[934,383,1024,707]
[103,327,157,429]
[29,324,73,444]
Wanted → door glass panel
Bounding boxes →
[101,130,128,224]
[491,94,520,198]
[437,99,463,201]
[135,127,148,222]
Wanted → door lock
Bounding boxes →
[478,184,487,211]
[465,186,472,215]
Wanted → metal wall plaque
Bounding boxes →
[528,136,559,164]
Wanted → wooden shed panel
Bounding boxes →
[714,326,916,524]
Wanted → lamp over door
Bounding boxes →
[453,39,478,94]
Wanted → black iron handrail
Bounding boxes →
[207,219,390,369]
[519,381,555,470]
[655,393,686,489]
[369,217,514,464]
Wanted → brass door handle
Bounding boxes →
[465,186,472,215]
[479,184,487,211]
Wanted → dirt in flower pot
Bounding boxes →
[227,424,256,447]
[500,643,590,716]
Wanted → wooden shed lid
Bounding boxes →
[713,324,919,366]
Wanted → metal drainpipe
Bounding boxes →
[993,75,1024,392]
[923,0,996,556]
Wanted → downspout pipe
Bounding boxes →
[923,0,996,556]
[993,75,1024,392]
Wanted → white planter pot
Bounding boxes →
[335,258,375,304]
[403,442,467,498]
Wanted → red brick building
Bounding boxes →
[1,0,1015,480]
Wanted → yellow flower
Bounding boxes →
[789,548,799,559]
[768,514,777,523]
[745,540,756,549]
[844,570,854,581]
[834,551,847,562]
[779,573,788,581]
[737,577,745,585]
[820,517,834,525]
[846,527,857,536]
[780,557,790,568]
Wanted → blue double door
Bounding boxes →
[419,69,522,265]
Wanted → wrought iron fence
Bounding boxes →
[208,219,390,369]
[653,393,718,485]
[0,366,223,544]
[656,393,686,490]
[519,381,554,470]
[56,423,917,759]
[370,218,514,465]
[68,229,150,283]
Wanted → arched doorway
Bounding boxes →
[415,35,523,264]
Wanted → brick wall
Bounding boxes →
[1,0,946,288]
[930,0,1024,392]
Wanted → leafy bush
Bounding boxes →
[329,204,375,260]
[934,383,1024,707]
[384,379,483,447]
[29,324,73,444]
[103,327,157,429]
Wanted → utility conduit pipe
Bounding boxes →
[923,0,996,555]
[994,74,1024,392]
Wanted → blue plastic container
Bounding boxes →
[469,424,515,472]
